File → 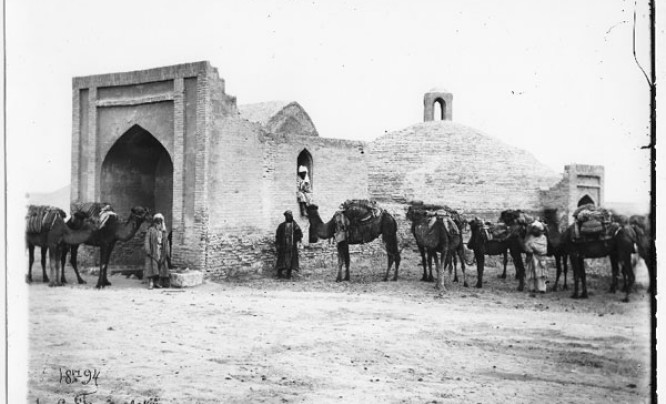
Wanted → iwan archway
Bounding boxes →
[100,125,173,264]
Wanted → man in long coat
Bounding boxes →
[524,220,548,293]
[275,210,303,279]
[144,213,171,289]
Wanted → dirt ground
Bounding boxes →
[26,257,653,404]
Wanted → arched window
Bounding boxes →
[434,98,446,121]
[577,194,595,207]
[297,149,313,188]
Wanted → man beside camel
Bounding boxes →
[524,220,548,294]
[275,210,303,279]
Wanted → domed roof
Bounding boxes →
[238,101,319,136]
[367,121,561,211]
[427,87,451,94]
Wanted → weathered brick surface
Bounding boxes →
[367,121,562,211]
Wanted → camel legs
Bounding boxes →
[570,254,588,299]
[475,252,485,288]
[95,243,115,289]
[457,246,468,287]
[47,244,62,287]
[499,251,508,279]
[335,243,350,282]
[63,245,87,284]
[418,246,430,282]
[553,253,567,291]
[434,251,446,291]
[510,249,526,292]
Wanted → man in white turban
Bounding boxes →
[144,213,171,289]
[296,165,313,216]
[524,220,548,293]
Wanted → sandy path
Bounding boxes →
[27,263,652,404]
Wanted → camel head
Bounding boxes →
[305,204,320,243]
[130,206,152,223]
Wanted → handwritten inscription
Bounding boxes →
[37,394,160,404]
[58,368,100,386]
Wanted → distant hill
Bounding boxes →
[26,184,70,210]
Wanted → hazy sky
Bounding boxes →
[6,0,655,206]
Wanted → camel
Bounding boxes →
[467,218,526,290]
[443,214,469,286]
[25,205,66,283]
[563,222,637,302]
[45,213,98,286]
[543,209,569,291]
[60,205,152,289]
[406,206,450,289]
[305,202,401,282]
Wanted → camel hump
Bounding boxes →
[26,205,65,233]
[70,201,116,230]
[340,199,383,223]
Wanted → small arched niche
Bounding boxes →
[434,98,446,121]
[577,194,595,207]
[297,149,313,188]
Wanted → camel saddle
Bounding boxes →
[409,202,461,236]
[573,204,611,223]
[573,221,620,243]
[336,200,384,244]
[500,209,534,226]
[70,201,117,230]
[25,205,65,234]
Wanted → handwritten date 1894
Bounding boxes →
[59,368,100,386]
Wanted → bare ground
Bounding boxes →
[27,258,653,404]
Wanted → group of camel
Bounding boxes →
[305,201,654,302]
[26,204,152,289]
[26,200,653,302]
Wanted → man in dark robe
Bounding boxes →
[275,210,303,279]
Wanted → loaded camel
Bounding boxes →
[305,201,401,282]
[60,204,152,289]
[443,212,469,286]
[25,205,66,284]
[563,220,637,302]
[467,217,526,289]
[406,207,451,290]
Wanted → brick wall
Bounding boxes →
[367,121,561,211]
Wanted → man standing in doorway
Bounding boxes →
[297,165,313,216]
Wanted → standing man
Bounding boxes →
[524,220,548,294]
[296,166,313,216]
[275,210,303,279]
[144,213,171,289]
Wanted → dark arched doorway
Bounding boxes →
[101,125,173,263]
[577,194,595,207]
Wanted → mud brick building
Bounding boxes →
[70,62,602,274]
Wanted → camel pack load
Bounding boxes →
[572,203,614,239]
[70,201,118,230]
[483,209,536,241]
[334,199,385,244]
[25,205,66,234]
[407,201,462,236]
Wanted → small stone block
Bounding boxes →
[170,271,204,288]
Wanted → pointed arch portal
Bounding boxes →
[577,194,595,207]
[101,125,174,232]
